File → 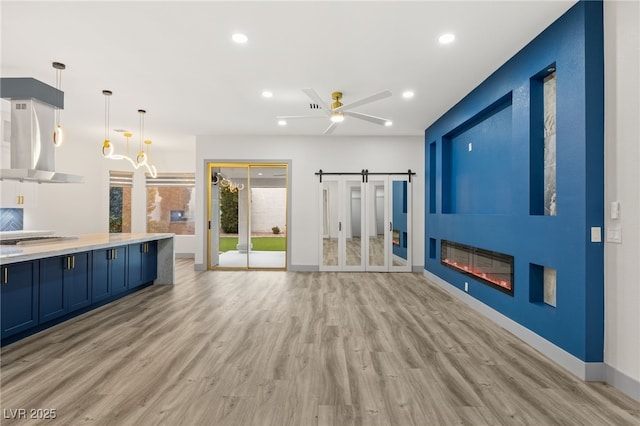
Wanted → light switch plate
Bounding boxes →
[607,226,622,243]
[610,201,620,219]
[591,227,602,243]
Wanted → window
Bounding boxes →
[109,170,133,233]
[146,173,195,235]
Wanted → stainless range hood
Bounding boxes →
[0,78,84,183]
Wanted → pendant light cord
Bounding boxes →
[56,68,62,125]
[104,94,110,141]
[139,110,144,154]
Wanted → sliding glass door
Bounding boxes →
[248,166,287,268]
[208,163,288,270]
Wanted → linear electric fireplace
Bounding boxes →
[440,240,514,295]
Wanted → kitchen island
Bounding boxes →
[0,233,175,284]
[0,233,175,344]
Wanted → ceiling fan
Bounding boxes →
[277,88,393,135]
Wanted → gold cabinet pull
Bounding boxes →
[114,249,117,260]
[3,267,7,284]
[66,256,70,270]
[72,255,75,269]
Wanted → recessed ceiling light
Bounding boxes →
[232,33,248,44]
[262,91,273,98]
[384,121,393,127]
[258,172,263,176]
[278,120,287,126]
[439,33,455,44]
[402,91,414,99]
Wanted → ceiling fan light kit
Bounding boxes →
[330,112,345,123]
[277,88,393,135]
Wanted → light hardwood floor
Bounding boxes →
[1,259,638,425]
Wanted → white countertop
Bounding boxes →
[0,230,55,239]
[0,233,174,264]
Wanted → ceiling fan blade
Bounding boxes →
[323,121,339,135]
[335,90,392,112]
[302,88,331,116]
[343,111,390,126]
[276,115,327,119]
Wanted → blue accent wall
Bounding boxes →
[425,1,604,362]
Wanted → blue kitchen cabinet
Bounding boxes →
[67,252,91,311]
[39,252,91,323]
[1,261,39,339]
[92,246,127,302]
[144,241,157,283]
[110,246,127,295]
[128,241,157,289]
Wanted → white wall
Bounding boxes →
[604,0,640,392]
[195,135,424,269]
[251,188,286,233]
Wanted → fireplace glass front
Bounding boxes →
[440,240,514,295]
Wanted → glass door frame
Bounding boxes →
[207,162,289,271]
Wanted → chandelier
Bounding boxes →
[220,177,244,193]
[101,90,157,178]
[213,172,244,192]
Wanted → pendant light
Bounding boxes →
[100,90,157,177]
[101,90,137,168]
[52,62,65,146]
[135,109,157,178]
[136,110,148,166]
[101,90,114,157]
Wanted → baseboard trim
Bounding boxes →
[412,265,424,273]
[289,265,319,272]
[423,269,604,382]
[605,364,640,402]
[176,253,195,259]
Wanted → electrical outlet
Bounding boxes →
[464,282,469,292]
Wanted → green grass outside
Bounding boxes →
[219,237,286,252]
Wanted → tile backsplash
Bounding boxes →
[0,208,24,231]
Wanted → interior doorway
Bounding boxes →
[207,163,288,270]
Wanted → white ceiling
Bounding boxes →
[1,1,576,151]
